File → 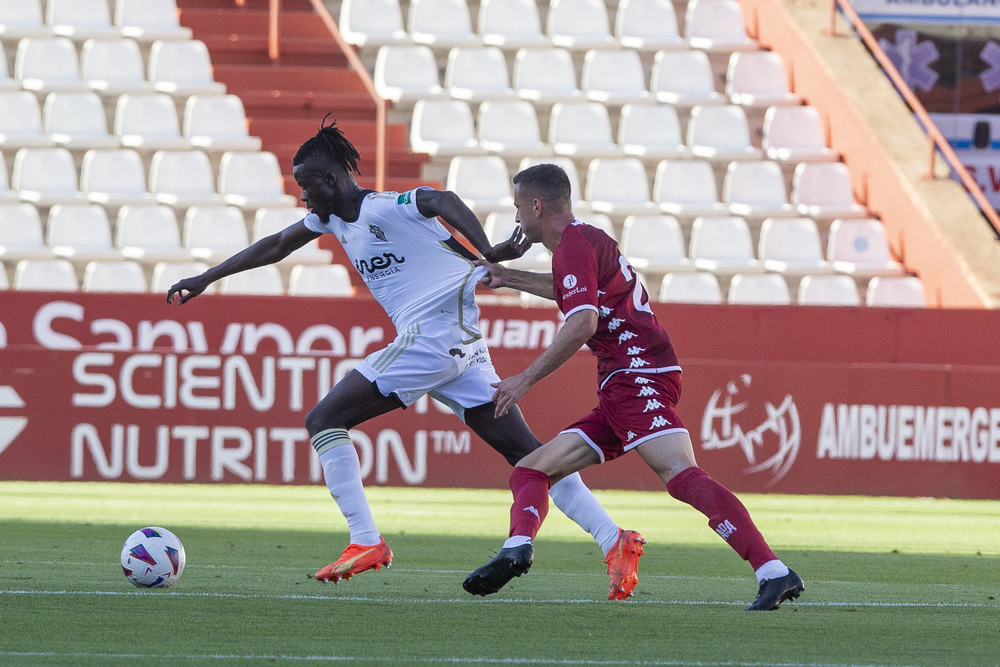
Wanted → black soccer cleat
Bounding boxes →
[745,569,805,611]
[463,544,534,596]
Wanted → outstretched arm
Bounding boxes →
[491,308,598,417]
[415,188,530,262]
[477,260,555,300]
[166,220,320,305]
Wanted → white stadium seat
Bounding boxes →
[727,273,791,305]
[183,206,250,263]
[116,204,193,264]
[620,215,695,274]
[580,48,652,106]
[148,39,226,98]
[477,0,549,49]
[81,37,154,97]
[46,0,121,41]
[114,93,193,152]
[650,50,726,107]
[826,218,906,277]
[513,47,584,105]
[288,264,355,297]
[546,0,617,51]
[723,160,797,219]
[337,0,411,48]
[407,0,481,49]
[219,265,284,295]
[657,271,722,303]
[183,95,263,153]
[445,156,515,215]
[477,100,551,157]
[80,148,157,207]
[866,276,927,308]
[115,0,193,42]
[0,91,57,149]
[148,150,227,209]
[688,215,764,276]
[685,0,758,52]
[726,51,801,108]
[549,101,623,158]
[82,260,148,292]
[43,92,120,151]
[13,258,78,290]
[757,217,833,276]
[687,104,762,161]
[47,204,124,263]
[409,98,485,157]
[792,162,869,220]
[615,0,685,52]
[762,105,839,163]
[444,46,517,102]
[373,44,445,104]
[0,203,57,262]
[618,103,690,161]
[797,274,861,306]
[14,36,90,93]
[217,151,297,210]
[584,157,659,218]
[11,147,87,206]
[653,159,728,219]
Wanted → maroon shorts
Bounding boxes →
[561,371,688,462]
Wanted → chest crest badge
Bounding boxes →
[368,224,387,242]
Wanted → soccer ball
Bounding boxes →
[120,526,186,588]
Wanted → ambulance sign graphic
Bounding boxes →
[0,385,28,460]
[700,375,800,485]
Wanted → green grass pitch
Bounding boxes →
[1,481,998,666]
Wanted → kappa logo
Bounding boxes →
[608,317,625,332]
[0,385,28,461]
[618,330,637,344]
[650,415,671,428]
[643,399,666,413]
[625,346,646,356]
[637,386,659,397]
[700,374,800,485]
[715,520,737,541]
[523,505,541,521]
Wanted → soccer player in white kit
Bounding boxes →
[167,117,643,598]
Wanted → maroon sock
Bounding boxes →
[508,467,551,539]
[666,466,777,570]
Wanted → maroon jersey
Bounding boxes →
[552,221,681,388]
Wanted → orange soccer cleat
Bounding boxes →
[604,529,646,600]
[314,537,393,583]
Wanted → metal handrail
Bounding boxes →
[258,0,387,191]
[829,0,1000,237]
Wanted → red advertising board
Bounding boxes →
[1,291,998,498]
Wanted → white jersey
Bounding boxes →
[303,188,488,340]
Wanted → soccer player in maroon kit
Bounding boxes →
[463,163,804,610]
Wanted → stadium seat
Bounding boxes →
[727,273,791,305]
[0,266,7,289]
[11,147,88,206]
[252,207,332,266]
[688,215,764,275]
[0,91,56,149]
[685,0,758,52]
[584,157,659,218]
[618,103,689,161]
[148,150,226,209]
[46,0,121,41]
[147,39,226,98]
[80,148,157,207]
[288,264,355,297]
[513,47,584,104]
[219,265,284,295]
[13,258,78,290]
[477,0,549,49]
[657,271,722,303]
[445,155,514,215]
[150,260,212,293]
[444,46,517,102]
[484,211,552,271]
[615,0,685,52]
[43,91,120,151]
[620,215,695,274]
[114,93,192,152]
[477,100,551,157]
[82,260,147,292]
[866,275,927,308]
[826,218,906,277]
[337,0,411,48]
[797,274,861,306]
[116,204,193,264]
[762,105,839,163]
[373,44,445,103]
[183,205,250,263]
[182,95,262,153]
[518,156,590,212]
[114,0,193,42]
[549,101,623,158]
[757,217,833,275]
[687,105,762,161]
[723,160,797,219]
[14,36,89,94]
[80,37,153,97]
[575,211,616,240]
[0,154,18,202]
[0,0,54,39]
[546,0,617,51]
[580,49,652,106]
[653,159,728,218]
[0,203,57,261]
[217,151,298,210]
[792,162,869,220]
[47,204,123,263]
[407,0,481,49]
[409,98,485,157]
[726,51,801,108]
[650,50,726,107]
[0,42,18,90]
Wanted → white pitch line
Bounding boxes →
[0,589,992,608]
[0,652,941,667]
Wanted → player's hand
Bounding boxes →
[475,260,508,290]
[166,275,211,305]
[491,373,533,418]
[483,225,531,263]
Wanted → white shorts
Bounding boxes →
[354,320,499,420]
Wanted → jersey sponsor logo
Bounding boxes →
[396,191,412,205]
[561,286,588,300]
[563,274,578,289]
[355,252,406,277]
[701,374,801,485]
[368,224,387,242]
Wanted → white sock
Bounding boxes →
[502,535,533,549]
[754,559,790,584]
[312,428,381,547]
[548,472,621,555]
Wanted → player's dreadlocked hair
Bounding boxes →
[292,113,362,175]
